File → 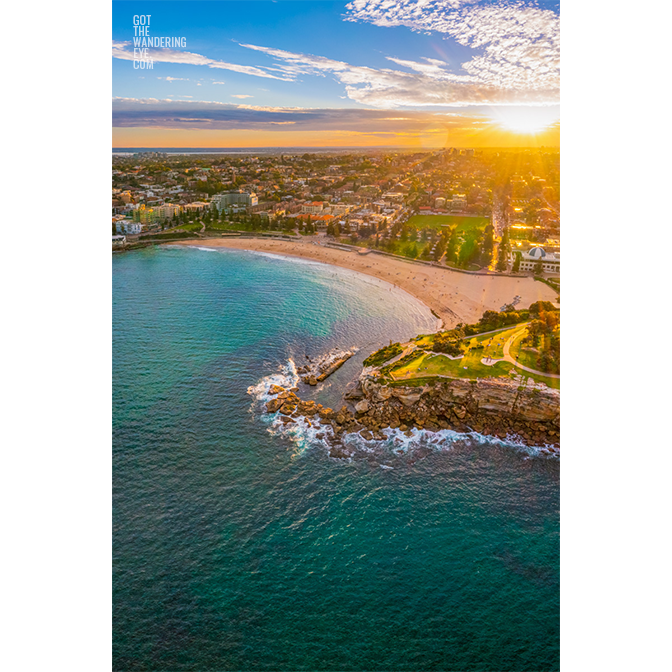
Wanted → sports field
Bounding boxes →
[406,214,490,231]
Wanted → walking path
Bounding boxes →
[501,329,560,379]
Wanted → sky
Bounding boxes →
[112,0,560,148]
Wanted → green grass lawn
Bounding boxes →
[469,326,525,360]
[390,349,515,382]
[391,324,560,389]
[406,214,490,231]
[178,222,203,232]
[206,220,242,231]
[509,331,541,370]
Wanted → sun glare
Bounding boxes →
[490,107,560,135]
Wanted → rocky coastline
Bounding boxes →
[264,365,560,459]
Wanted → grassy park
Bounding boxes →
[381,323,560,389]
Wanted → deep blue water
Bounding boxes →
[113,245,559,671]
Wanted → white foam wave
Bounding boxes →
[243,250,327,268]
[247,359,299,402]
[248,361,558,461]
[260,408,558,461]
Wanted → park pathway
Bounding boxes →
[502,328,560,379]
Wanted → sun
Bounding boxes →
[489,106,560,135]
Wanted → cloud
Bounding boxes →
[240,41,557,107]
[344,0,559,96]
[113,0,560,110]
[212,81,226,85]
[112,97,491,133]
[231,94,253,99]
[157,76,189,82]
[112,41,293,81]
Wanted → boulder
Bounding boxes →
[355,400,370,414]
[265,398,283,413]
[268,384,285,396]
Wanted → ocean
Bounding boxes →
[113,245,559,671]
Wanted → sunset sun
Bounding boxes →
[490,106,560,135]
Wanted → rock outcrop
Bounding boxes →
[263,364,559,455]
[356,374,559,447]
[296,348,357,385]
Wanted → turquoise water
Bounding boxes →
[113,246,559,671]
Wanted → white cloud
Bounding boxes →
[112,41,293,81]
[240,41,557,107]
[344,0,559,97]
[231,94,253,99]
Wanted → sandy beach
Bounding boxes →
[172,237,558,328]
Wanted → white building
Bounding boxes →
[211,190,258,213]
[512,246,560,274]
[116,221,143,235]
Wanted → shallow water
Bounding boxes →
[113,246,559,671]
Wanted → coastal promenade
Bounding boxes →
[172,238,558,328]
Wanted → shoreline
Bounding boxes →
[224,246,444,331]
[169,237,558,329]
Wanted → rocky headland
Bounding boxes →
[263,364,560,459]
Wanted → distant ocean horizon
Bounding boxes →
[113,245,559,671]
[111,146,554,156]
[112,146,430,156]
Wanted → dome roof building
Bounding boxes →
[510,246,560,275]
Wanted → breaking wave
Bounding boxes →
[248,361,559,463]
[247,359,299,402]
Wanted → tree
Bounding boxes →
[512,251,522,272]
[534,259,544,275]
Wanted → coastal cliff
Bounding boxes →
[265,370,559,458]
[351,373,559,449]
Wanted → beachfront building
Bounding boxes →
[512,246,560,274]
[211,190,258,214]
[112,235,127,247]
[116,221,143,235]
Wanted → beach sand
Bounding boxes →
[172,238,558,328]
